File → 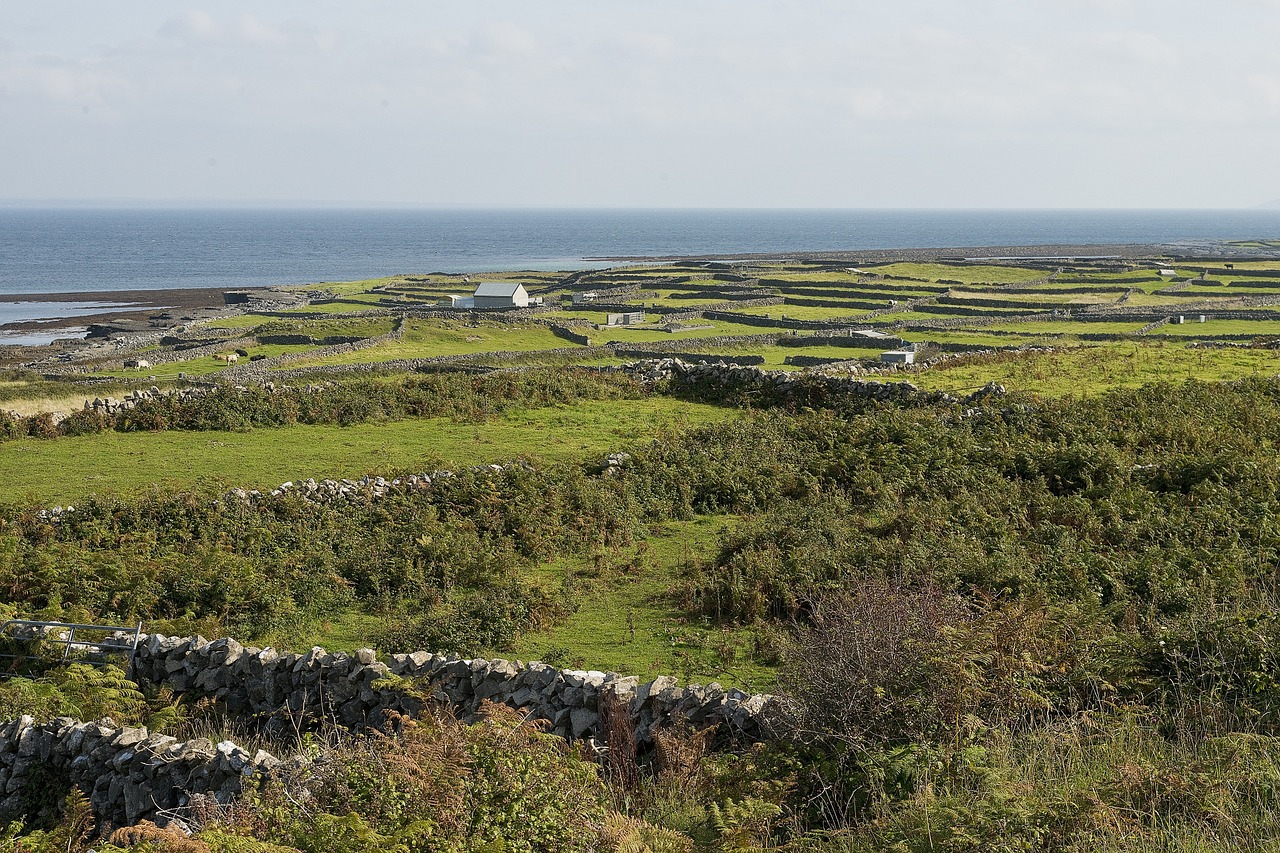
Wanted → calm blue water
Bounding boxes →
[2,208,1280,297]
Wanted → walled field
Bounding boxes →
[15,251,1280,849]
[24,251,1280,393]
[0,396,737,504]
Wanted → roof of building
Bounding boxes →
[473,282,525,298]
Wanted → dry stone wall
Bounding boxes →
[127,635,786,748]
[0,628,792,827]
[0,715,283,828]
[625,358,993,407]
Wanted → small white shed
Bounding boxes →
[473,282,531,309]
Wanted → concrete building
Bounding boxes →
[606,311,646,326]
[880,350,916,365]
[472,282,531,309]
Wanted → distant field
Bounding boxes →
[903,331,1038,347]
[867,262,1049,284]
[281,319,575,367]
[946,289,1115,306]
[0,397,738,504]
[594,319,770,344]
[727,303,873,321]
[991,321,1148,336]
[39,256,1280,410]
[908,342,1280,396]
[1154,319,1280,337]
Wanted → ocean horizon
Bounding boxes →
[2,208,1280,299]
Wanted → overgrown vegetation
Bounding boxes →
[13,359,1280,848]
[0,369,648,440]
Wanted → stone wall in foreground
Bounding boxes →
[0,633,788,828]
[0,715,283,828]
[128,635,785,748]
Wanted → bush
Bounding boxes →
[232,705,608,853]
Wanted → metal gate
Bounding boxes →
[0,619,143,676]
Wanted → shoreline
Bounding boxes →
[0,286,257,340]
[2,236,1277,350]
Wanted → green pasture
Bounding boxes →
[728,303,872,321]
[761,344,885,366]
[204,315,397,340]
[1113,291,1212,308]
[1182,282,1280,295]
[202,314,269,331]
[280,319,577,367]
[1153,319,1280,337]
[501,515,775,691]
[985,320,1147,336]
[88,343,321,381]
[288,294,390,313]
[908,342,1280,396]
[946,289,1116,306]
[901,331,1038,347]
[774,282,942,299]
[0,397,739,505]
[298,276,397,296]
[757,270,860,283]
[595,319,770,344]
[867,262,1048,284]
[644,287,746,306]
[911,304,1038,317]
[877,311,966,324]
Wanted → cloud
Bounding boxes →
[236,15,286,45]
[158,10,220,43]
[2,1,1278,206]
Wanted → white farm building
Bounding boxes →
[472,282,531,309]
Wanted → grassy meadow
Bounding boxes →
[0,397,737,505]
[15,253,1280,850]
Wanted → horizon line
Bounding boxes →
[3,200,1280,212]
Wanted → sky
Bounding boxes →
[2,1,1279,209]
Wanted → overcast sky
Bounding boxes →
[2,1,1279,208]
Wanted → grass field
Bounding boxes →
[979,321,1148,336]
[280,319,577,367]
[289,516,781,690]
[1153,319,1280,337]
[0,397,740,504]
[868,262,1049,284]
[501,516,775,691]
[908,342,1280,396]
[947,289,1115,306]
[902,331,1038,347]
[728,303,874,321]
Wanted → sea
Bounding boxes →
[2,207,1279,338]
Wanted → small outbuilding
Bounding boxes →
[880,350,916,365]
[472,282,531,309]
[606,311,646,326]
